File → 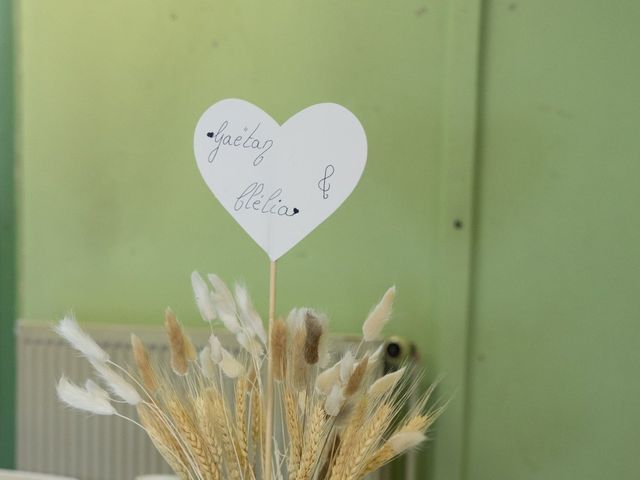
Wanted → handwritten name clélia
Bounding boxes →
[234,182,300,217]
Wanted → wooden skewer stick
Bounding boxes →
[264,260,277,480]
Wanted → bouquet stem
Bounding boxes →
[264,260,277,480]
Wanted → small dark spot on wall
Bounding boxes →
[508,3,517,11]
[170,12,178,21]
[453,219,463,230]
[415,6,428,17]
[212,40,219,49]
[539,104,574,120]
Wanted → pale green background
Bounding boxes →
[5,0,640,478]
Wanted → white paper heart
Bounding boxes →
[193,98,368,260]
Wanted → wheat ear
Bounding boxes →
[193,395,223,480]
[208,389,242,480]
[284,387,302,477]
[329,397,367,478]
[331,403,392,480]
[295,402,327,480]
[361,430,426,477]
[235,375,250,475]
[168,399,219,480]
[137,404,191,480]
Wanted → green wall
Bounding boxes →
[9,0,640,478]
[466,2,640,478]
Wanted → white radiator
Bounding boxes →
[17,321,182,480]
[16,321,393,480]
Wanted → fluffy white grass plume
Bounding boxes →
[191,271,217,322]
[325,384,346,417]
[235,283,267,344]
[208,334,223,363]
[362,286,396,342]
[369,343,385,364]
[85,379,109,400]
[388,431,426,454]
[339,351,355,384]
[368,367,406,398]
[237,331,264,356]
[54,315,109,363]
[316,360,341,395]
[219,347,244,378]
[199,346,216,379]
[56,273,442,480]
[207,274,242,333]
[90,360,142,405]
[57,377,115,415]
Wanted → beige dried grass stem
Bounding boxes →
[344,356,368,397]
[291,327,307,390]
[165,309,188,376]
[303,312,323,365]
[55,276,441,480]
[131,334,158,393]
[271,318,288,381]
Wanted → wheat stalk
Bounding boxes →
[331,403,393,480]
[295,402,327,480]
[208,389,242,480]
[54,274,441,480]
[284,387,302,477]
[194,395,223,479]
[235,375,250,476]
[168,399,219,480]
[137,404,191,480]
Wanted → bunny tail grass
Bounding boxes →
[303,310,323,365]
[165,308,188,376]
[131,333,158,393]
[56,273,442,480]
[191,270,217,322]
[57,376,116,415]
[90,360,142,405]
[54,315,109,363]
[362,286,396,342]
[271,317,288,381]
[235,282,267,344]
[368,367,405,398]
[388,430,426,453]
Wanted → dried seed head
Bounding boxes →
[271,317,288,381]
[292,326,308,390]
[131,334,158,393]
[362,286,396,342]
[345,356,369,397]
[303,310,323,365]
[165,308,188,376]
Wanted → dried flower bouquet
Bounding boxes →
[55,272,442,480]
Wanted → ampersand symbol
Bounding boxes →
[318,164,335,199]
